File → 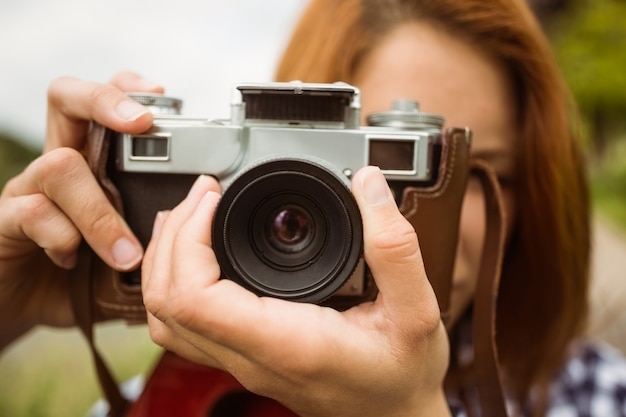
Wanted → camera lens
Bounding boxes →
[213,158,363,303]
[269,205,314,253]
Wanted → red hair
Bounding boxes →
[276,0,590,407]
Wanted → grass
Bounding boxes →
[0,323,161,417]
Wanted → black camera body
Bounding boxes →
[96,82,457,307]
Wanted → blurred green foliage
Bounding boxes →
[0,132,38,187]
[551,0,626,111]
[549,0,626,157]
[547,0,626,228]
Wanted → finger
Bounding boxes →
[45,76,153,151]
[141,184,247,369]
[351,166,440,329]
[0,193,81,269]
[2,148,143,271]
[170,190,221,290]
[108,71,165,93]
[141,211,170,287]
[146,311,222,367]
[141,176,293,365]
[142,176,220,315]
[163,190,238,339]
[142,212,242,372]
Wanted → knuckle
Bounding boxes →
[168,291,199,329]
[143,293,165,322]
[401,298,446,351]
[147,320,168,348]
[1,174,22,197]
[87,83,118,106]
[141,288,160,312]
[393,320,445,365]
[37,148,85,177]
[416,302,445,336]
[21,194,82,251]
[368,218,419,260]
[21,193,55,222]
[86,208,119,237]
[47,76,74,106]
[33,148,87,192]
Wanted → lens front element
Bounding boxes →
[251,194,326,270]
[269,205,315,253]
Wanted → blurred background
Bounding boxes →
[0,0,625,415]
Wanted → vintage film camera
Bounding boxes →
[90,81,468,310]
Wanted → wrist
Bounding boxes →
[297,388,452,417]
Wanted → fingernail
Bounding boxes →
[362,167,391,207]
[112,237,143,270]
[187,175,212,198]
[116,100,149,122]
[151,211,168,239]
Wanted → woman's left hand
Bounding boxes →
[0,72,161,350]
[142,167,451,417]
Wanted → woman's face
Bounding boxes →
[354,22,518,325]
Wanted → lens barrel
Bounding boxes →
[212,158,363,303]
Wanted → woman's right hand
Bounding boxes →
[0,72,161,349]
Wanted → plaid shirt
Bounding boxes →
[450,340,626,416]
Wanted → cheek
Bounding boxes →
[449,179,486,325]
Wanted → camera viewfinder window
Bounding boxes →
[369,139,415,171]
[131,136,169,159]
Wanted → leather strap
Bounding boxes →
[469,159,508,416]
[69,243,130,417]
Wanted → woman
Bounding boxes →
[1,0,624,416]
[275,0,592,413]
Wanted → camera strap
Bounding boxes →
[443,159,508,417]
[68,243,130,417]
[470,159,508,416]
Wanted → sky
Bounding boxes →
[0,0,308,148]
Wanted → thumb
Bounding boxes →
[352,166,439,324]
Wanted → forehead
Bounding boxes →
[353,23,518,164]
